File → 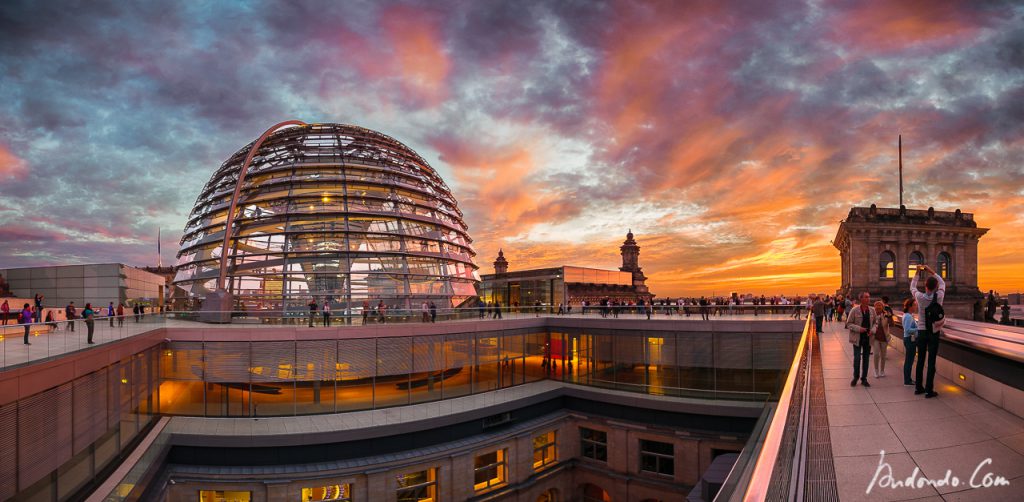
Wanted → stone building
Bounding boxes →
[479,231,654,307]
[833,205,988,318]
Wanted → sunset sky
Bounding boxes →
[0,0,1022,296]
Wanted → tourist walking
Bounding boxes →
[108,301,116,327]
[322,302,331,327]
[912,265,945,398]
[82,303,96,344]
[20,303,32,344]
[871,300,890,377]
[133,303,141,323]
[117,303,125,327]
[846,291,875,387]
[493,301,502,319]
[308,298,318,327]
[33,293,44,322]
[812,295,825,334]
[902,298,918,386]
[66,302,76,331]
[429,301,437,323]
[1,299,8,326]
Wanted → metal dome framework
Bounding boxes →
[174,123,480,311]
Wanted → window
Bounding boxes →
[301,484,351,501]
[537,488,560,502]
[639,439,674,477]
[199,491,251,502]
[909,251,924,279]
[533,431,557,470]
[581,483,611,502]
[474,449,508,491]
[879,251,895,279]
[396,468,437,502]
[937,252,951,280]
[580,427,608,462]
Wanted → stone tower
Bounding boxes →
[493,249,509,275]
[619,230,650,295]
[833,205,988,319]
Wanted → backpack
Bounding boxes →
[924,300,945,336]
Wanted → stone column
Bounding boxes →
[896,234,908,290]
[953,233,967,288]
[867,230,879,290]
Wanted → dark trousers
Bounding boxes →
[109,316,114,327]
[24,324,30,344]
[323,313,330,326]
[915,332,940,392]
[903,337,917,384]
[309,311,315,327]
[86,320,94,343]
[852,340,871,381]
[68,319,75,331]
[815,314,824,334]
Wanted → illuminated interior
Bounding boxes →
[174,123,479,311]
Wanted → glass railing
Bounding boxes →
[0,312,167,369]
[715,315,814,501]
[165,304,810,326]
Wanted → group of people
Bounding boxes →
[1,294,150,346]
[821,265,946,398]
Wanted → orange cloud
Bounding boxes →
[0,145,27,181]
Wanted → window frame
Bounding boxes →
[396,468,438,502]
[533,430,557,470]
[473,448,508,491]
[937,251,951,280]
[879,250,896,279]
[300,483,352,501]
[639,439,675,477]
[579,427,608,462]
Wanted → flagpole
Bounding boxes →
[898,135,903,208]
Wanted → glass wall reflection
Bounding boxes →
[157,328,798,417]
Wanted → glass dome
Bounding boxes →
[173,123,479,311]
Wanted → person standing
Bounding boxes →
[362,300,370,324]
[845,291,875,387]
[812,295,825,334]
[901,298,919,386]
[66,302,76,331]
[377,300,386,323]
[322,302,331,327]
[82,303,96,344]
[871,300,890,377]
[429,301,437,323]
[117,303,125,327]
[912,265,945,398]
[307,298,318,327]
[493,300,502,319]
[421,301,430,323]
[33,293,43,323]
[108,301,116,327]
[20,303,33,344]
[133,303,141,323]
[1,299,8,326]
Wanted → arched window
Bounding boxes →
[909,251,924,279]
[879,251,895,279]
[937,252,951,280]
[537,489,559,502]
[581,483,611,502]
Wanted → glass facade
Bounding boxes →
[174,123,479,311]
[156,328,798,417]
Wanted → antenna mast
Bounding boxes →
[898,135,904,208]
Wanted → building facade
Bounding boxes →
[833,205,988,318]
[0,263,166,309]
[479,232,654,308]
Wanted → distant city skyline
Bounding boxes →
[1,1,1022,296]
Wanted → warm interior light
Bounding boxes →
[121,378,129,384]
[959,373,966,381]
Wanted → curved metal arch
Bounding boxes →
[217,120,308,291]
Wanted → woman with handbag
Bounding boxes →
[871,300,890,377]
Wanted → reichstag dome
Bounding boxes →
[173,122,480,311]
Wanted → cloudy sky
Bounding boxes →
[1,0,1022,296]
